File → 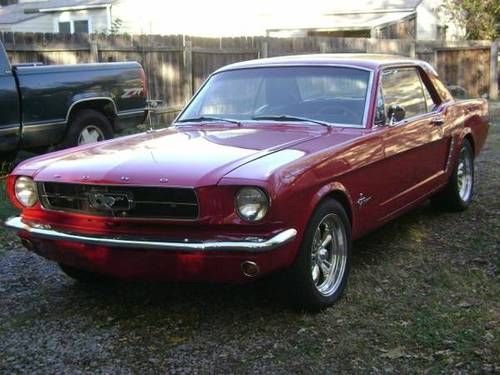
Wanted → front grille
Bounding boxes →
[39,182,199,220]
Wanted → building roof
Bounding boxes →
[0,0,112,24]
[324,0,423,14]
[266,11,415,32]
[262,0,423,33]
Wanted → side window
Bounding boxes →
[381,68,427,120]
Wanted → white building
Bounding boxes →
[0,0,465,40]
[0,0,112,33]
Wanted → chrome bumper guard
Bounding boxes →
[4,217,297,253]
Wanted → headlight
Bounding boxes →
[14,176,38,207]
[235,187,269,221]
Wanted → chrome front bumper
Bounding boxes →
[4,216,297,253]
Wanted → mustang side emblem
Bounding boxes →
[88,193,132,211]
[357,193,372,207]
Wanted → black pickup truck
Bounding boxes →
[0,42,147,156]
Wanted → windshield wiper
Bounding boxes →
[176,116,241,126]
[252,115,331,128]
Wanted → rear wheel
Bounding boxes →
[59,109,113,149]
[59,264,111,284]
[288,199,351,311]
[431,140,474,211]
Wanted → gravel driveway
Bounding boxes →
[1,116,499,374]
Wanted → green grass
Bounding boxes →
[0,181,16,220]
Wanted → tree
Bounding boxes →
[441,0,500,40]
[109,18,123,36]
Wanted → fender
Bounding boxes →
[65,96,118,125]
[306,181,356,233]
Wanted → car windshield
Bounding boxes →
[177,66,371,127]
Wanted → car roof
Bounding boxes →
[215,54,435,74]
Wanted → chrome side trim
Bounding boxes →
[0,124,20,133]
[66,97,118,122]
[4,216,297,253]
[117,108,148,118]
[22,121,66,132]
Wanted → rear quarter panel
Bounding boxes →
[15,62,146,148]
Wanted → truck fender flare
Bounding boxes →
[65,97,118,124]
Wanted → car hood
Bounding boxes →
[16,124,326,187]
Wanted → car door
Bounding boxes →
[0,45,20,154]
[377,66,449,220]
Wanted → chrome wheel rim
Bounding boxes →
[77,125,105,145]
[457,146,473,202]
[311,213,348,297]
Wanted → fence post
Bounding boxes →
[409,40,416,58]
[260,39,268,59]
[89,39,99,63]
[489,40,498,100]
[182,35,193,102]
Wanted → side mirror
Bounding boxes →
[387,104,406,125]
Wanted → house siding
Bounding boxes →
[0,14,53,32]
[416,0,465,40]
[0,8,109,33]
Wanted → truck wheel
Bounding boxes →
[61,109,113,148]
[431,140,474,211]
[59,263,112,284]
[288,199,351,311]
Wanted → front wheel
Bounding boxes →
[431,140,474,211]
[288,199,351,311]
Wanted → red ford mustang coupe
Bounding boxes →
[4,55,489,310]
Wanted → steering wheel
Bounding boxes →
[317,104,359,122]
[254,103,290,117]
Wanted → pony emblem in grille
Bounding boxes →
[88,192,132,211]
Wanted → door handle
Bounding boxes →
[431,117,445,126]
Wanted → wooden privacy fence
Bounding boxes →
[1,32,497,122]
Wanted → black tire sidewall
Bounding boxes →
[289,199,352,310]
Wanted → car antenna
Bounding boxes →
[146,99,163,132]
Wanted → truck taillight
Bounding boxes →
[140,67,148,98]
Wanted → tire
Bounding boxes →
[59,263,111,284]
[431,140,474,211]
[288,199,352,311]
[59,109,113,149]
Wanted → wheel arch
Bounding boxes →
[463,132,475,156]
[66,97,118,131]
[310,182,355,228]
